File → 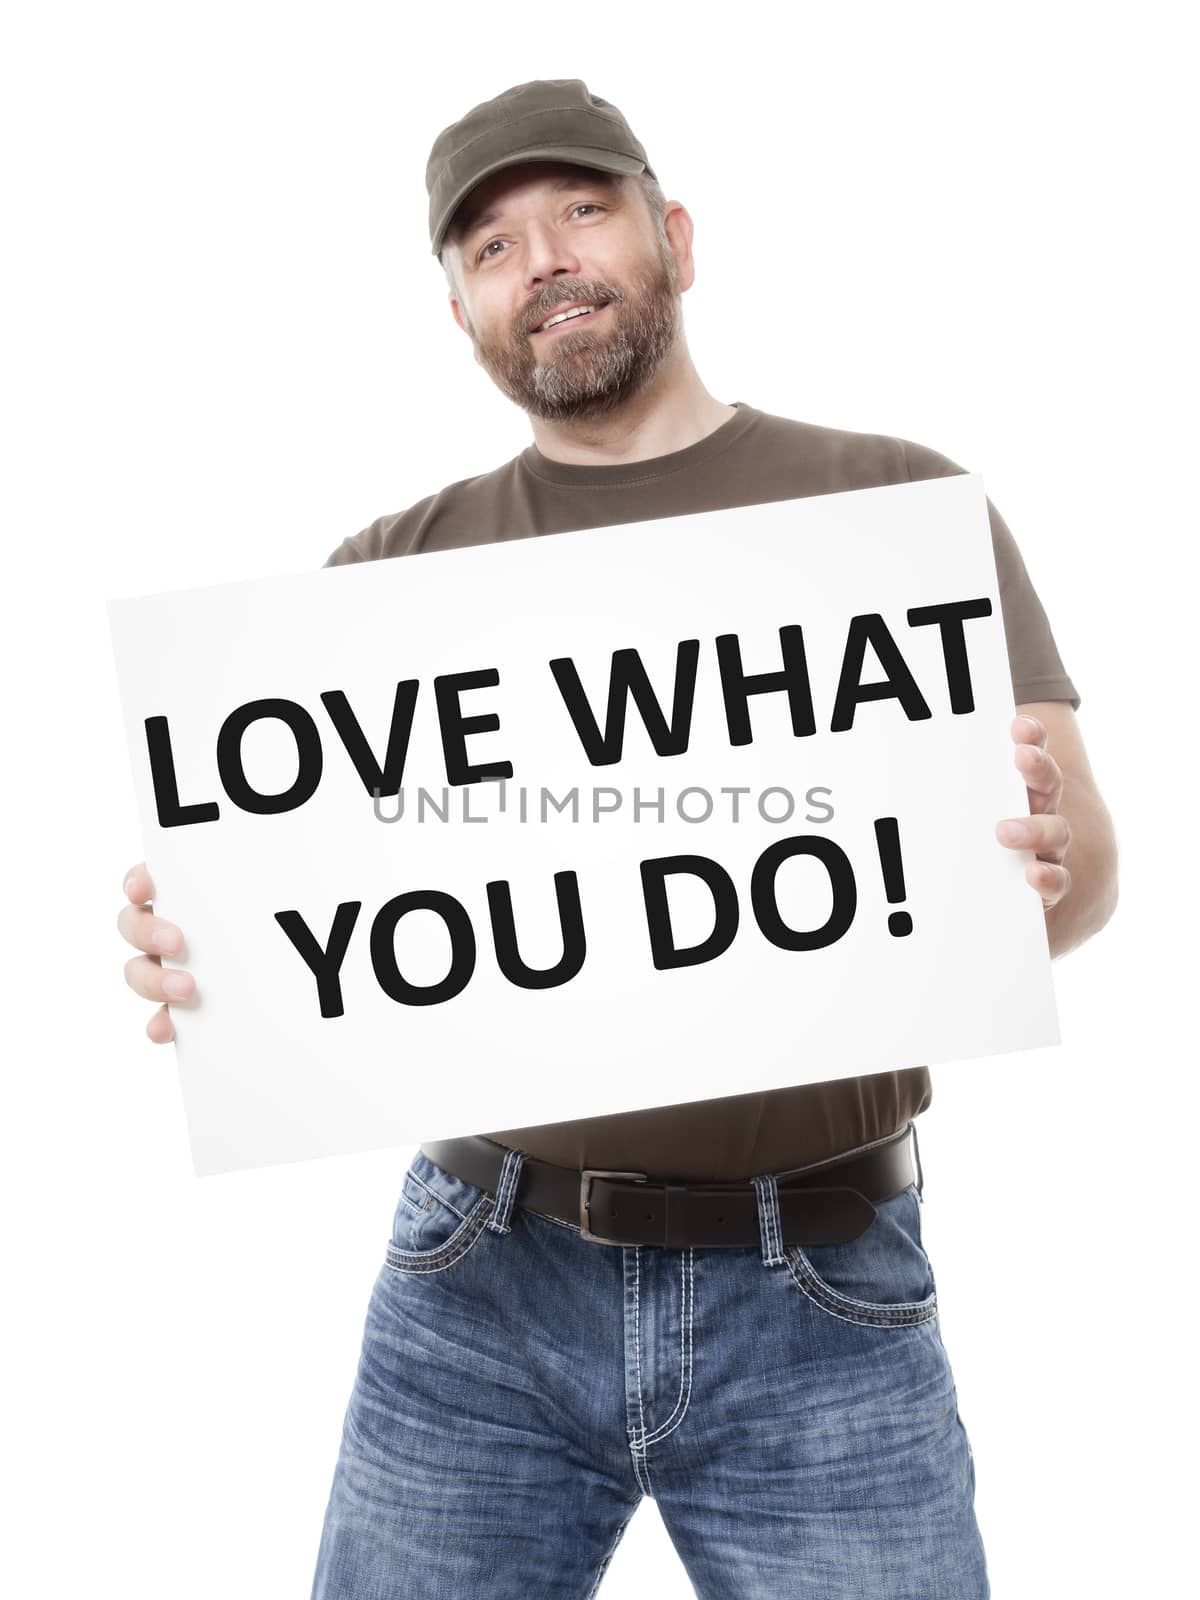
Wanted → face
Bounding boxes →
[443,161,686,421]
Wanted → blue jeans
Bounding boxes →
[311,1136,988,1598]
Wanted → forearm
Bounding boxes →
[1044,772,1119,959]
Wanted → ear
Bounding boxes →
[663,201,697,294]
[439,246,471,335]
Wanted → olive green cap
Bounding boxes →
[426,78,655,257]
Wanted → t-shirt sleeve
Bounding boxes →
[321,513,393,568]
[323,532,366,568]
[321,500,430,568]
[900,437,1081,712]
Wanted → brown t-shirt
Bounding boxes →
[324,402,1080,1180]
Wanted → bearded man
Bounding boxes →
[117,78,1116,1599]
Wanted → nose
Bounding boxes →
[522,217,582,290]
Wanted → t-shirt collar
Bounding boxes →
[519,401,759,488]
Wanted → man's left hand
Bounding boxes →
[995,713,1072,910]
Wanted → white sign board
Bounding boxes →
[108,474,1059,1176]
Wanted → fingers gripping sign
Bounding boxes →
[994,714,1072,912]
[116,860,198,1043]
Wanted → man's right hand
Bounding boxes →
[117,861,196,1043]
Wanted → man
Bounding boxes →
[117,80,1118,1597]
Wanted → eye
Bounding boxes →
[475,204,606,263]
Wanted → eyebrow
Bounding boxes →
[457,172,622,248]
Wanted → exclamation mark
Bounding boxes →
[874,817,913,937]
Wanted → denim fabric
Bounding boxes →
[310,1143,988,1598]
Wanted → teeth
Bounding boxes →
[538,304,598,331]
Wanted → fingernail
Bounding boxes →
[163,972,193,999]
[123,872,137,898]
[998,820,1028,843]
[151,927,179,953]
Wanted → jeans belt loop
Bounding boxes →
[485,1145,527,1235]
[753,1173,787,1266]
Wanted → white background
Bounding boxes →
[3,2,1195,1594]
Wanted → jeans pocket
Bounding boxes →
[384,1151,495,1276]
[785,1182,939,1327]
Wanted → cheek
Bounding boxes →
[587,248,633,287]
[483,297,528,342]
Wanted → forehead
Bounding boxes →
[452,161,623,242]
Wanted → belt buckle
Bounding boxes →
[580,1169,649,1244]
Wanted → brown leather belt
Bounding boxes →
[418,1121,923,1248]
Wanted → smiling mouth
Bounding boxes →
[530,302,612,337]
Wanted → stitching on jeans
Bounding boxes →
[522,1197,677,1484]
[500,1147,522,1215]
[783,1248,938,1326]
[636,1249,690,1443]
[784,1254,947,1318]
[637,1248,694,1447]
[628,1247,654,1496]
[790,1237,935,1312]
[633,1246,647,1443]
[384,1195,493,1273]
[754,1174,785,1266]
[784,1248,947,1324]
[487,1146,524,1234]
[390,1203,492,1267]
[404,1167,469,1223]
[629,1440,651,1497]
[634,1249,650,1456]
[384,1206,490,1274]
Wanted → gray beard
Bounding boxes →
[468,247,682,422]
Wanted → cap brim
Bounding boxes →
[431,145,648,256]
